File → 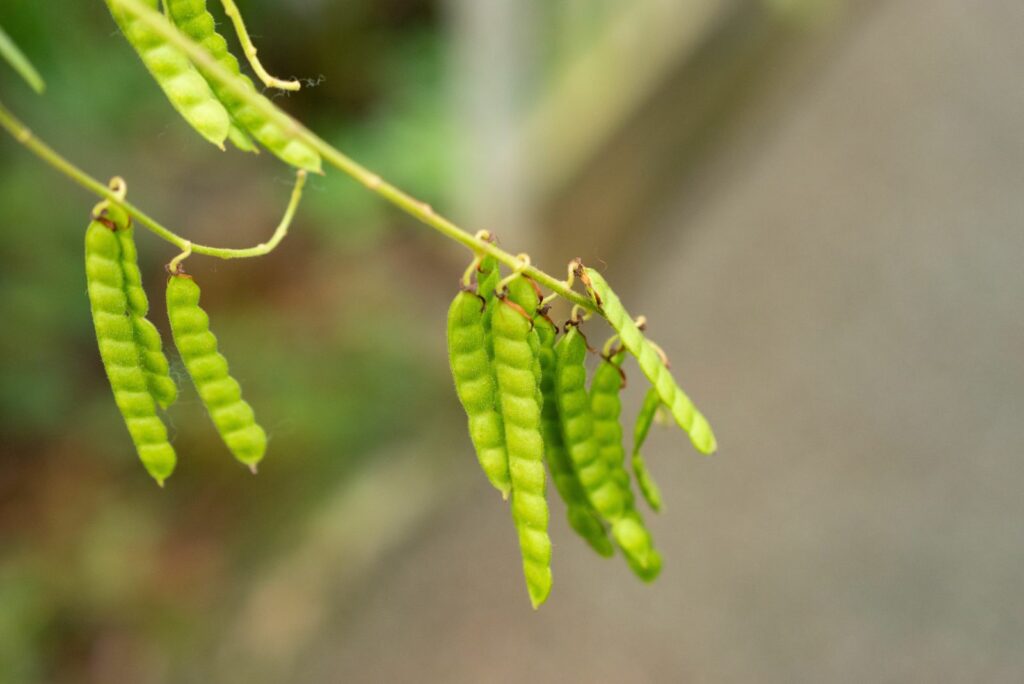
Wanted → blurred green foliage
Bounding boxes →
[0,1,455,680]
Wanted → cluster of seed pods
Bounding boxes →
[107,0,322,172]
[86,203,178,485]
[21,0,720,612]
[92,0,715,594]
[106,0,231,148]
[446,252,716,607]
[84,193,268,485]
[83,180,710,606]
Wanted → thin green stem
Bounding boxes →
[257,169,307,253]
[0,23,45,94]
[168,241,192,274]
[218,0,301,92]
[109,0,598,313]
[0,98,306,259]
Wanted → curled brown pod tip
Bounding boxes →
[165,264,192,279]
[574,263,602,307]
[95,215,118,232]
[526,277,543,301]
[538,310,557,331]
[502,297,535,327]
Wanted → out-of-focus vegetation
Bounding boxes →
[0,2,456,680]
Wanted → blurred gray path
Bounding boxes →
[295,1,1024,681]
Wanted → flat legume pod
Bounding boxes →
[590,351,660,578]
[536,314,613,557]
[167,274,267,470]
[553,327,628,522]
[116,224,178,408]
[106,0,230,148]
[583,267,716,454]
[632,387,664,512]
[85,206,176,484]
[165,0,322,171]
[493,275,552,608]
[447,288,511,497]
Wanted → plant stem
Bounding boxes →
[109,0,599,313]
[218,0,301,91]
[0,98,307,259]
[0,0,597,313]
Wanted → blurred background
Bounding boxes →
[1,0,1022,681]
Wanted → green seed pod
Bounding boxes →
[583,267,717,455]
[115,224,178,409]
[504,276,543,392]
[625,547,662,582]
[85,211,176,485]
[477,256,502,302]
[632,388,664,512]
[226,122,258,153]
[167,274,267,470]
[447,288,511,498]
[476,255,502,346]
[164,0,322,171]
[166,0,256,153]
[536,314,613,557]
[492,275,552,609]
[106,0,231,148]
[590,351,660,578]
[590,351,632,493]
[554,326,628,521]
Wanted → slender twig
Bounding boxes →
[460,256,481,288]
[168,241,192,275]
[0,0,597,313]
[108,0,598,313]
[496,253,531,293]
[218,0,301,92]
[254,169,307,252]
[0,99,306,259]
